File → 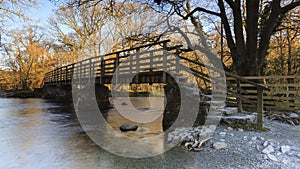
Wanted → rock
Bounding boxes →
[263,141,269,147]
[256,145,260,151]
[172,136,180,143]
[281,159,289,165]
[287,152,294,156]
[229,133,234,137]
[243,136,248,140]
[121,102,128,106]
[251,137,257,141]
[238,128,244,132]
[222,114,256,125]
[227,127,234,130]
[119,124,138,132]
[267,154,278,162]
[167,136,173,142]
[289,113,299,119]
[219,132,226,137]
[296,153,300,158]
[213,142,228,150]
[262,145,274,154]
[221,107,238,115]
[280,145,291,154]
[220,139,225,142]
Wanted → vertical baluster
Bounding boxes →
[79,61,82,86]
[136,49,140,84]
[175,47,180,73]
[162,42,167,83]
[115,52,120,84]
[65,66,68,85]
[100,57,105,85]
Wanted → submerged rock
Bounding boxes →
[119,124,138,132]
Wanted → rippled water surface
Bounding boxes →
[0,98,202,169]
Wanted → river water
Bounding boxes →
[0,98,204,169]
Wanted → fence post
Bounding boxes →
[257,87,264,128]
[236,79,243,113]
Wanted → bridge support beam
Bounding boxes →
[163,82,181,131]
[95,85,111,110]
[162,83,208,131]
[43,85,72,102]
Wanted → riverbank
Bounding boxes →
[0,89,43,98]
[169,119,300,168]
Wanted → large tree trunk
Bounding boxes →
[244,0,259,76]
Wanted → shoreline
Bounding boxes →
[0,90,42,98]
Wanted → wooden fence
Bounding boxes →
[227,75,300,111]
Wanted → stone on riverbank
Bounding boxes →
[213,142,228,150]
[222,113,256,125]
[262,145,275,154]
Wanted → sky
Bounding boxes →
[27,0,57,27]
[0,0,57,69]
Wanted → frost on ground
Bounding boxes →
[167,119,300,169]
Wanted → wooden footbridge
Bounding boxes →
[43,40,269,127]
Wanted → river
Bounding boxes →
[0,98,204,169]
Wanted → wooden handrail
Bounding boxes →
[177,55,270,91]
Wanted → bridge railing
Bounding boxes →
[44,40,172,85]
[44,40,269,127]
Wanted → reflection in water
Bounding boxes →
[0,98,201,169]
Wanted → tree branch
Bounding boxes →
[224,0,235,9]
[182,7,221,20]
[280,0,300,14]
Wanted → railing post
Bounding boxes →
[130,54,133,75]
[65,66,68,85]
[100,57,105,85]
[79,61,82,86]
[150,51,153,71]
[237,79,243,113]
[162,41,167,83]
[257,87,264,128]
[56,69,58,84]
[175,47,180,73]
[71,64,74,82]
[136,49,140,84]
[89,59,92,83]
[115,52,119,84]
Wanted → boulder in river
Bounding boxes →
[119,124,138,132]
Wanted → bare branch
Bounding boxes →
[183,7,221,19]
[280,0,300,14]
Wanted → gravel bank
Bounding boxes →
[182,119,300,168]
